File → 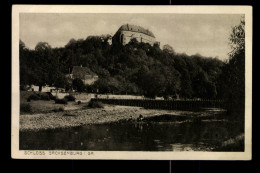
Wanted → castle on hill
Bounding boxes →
[112,24,160,46]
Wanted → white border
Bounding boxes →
[11,5,252,160]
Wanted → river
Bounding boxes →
[20,110,244,151]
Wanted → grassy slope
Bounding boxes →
[20,91,86,114]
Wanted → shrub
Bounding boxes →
[64,95,76,101]
[27,92,51,101]
[38,93,50,100]
[45,92,56,100]
[55,98,68,104]
[28,93,40,100]
[20,103,32,113]
[87,100,104,108]
[77,101,81,105]
[51,95,57,101]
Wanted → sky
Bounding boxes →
[20,13,243,61]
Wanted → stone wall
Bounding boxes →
[71,93,95,103]
[120,31,156,45]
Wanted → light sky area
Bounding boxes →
[20,13,243,61]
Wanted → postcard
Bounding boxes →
[12,5,252,160]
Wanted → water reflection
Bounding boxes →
[20,114,243,151]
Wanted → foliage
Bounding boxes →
[55,98,68,104]
[27,92,53,101]
[20,33,226,99]
[64,95,76,101]
[218,18,245,117]
[20,103,32,113]
[27,93,40,101]
[45,92,57,100]
[72,78,85,92]
[38,92,51,100]
[87,100,104,108]
[229,18,245,57]
[163,44,175,55]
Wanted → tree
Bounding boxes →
[218,18,245,118]
[229,19,245,57]
[72,78,85,92]
[35,42,52,51]
[20,40,35,89]
[33,42,55,91]
[54,73,68,89]
[128,38,139,46]
[163,44,175,55]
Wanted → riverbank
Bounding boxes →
[20,105,226,131]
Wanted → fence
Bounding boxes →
[92,98,226,110]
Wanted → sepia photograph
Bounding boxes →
[11,5,252,160]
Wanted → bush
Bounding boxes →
[45,92,56,100]
[64,95,76,101]
[28,93,40,100]
[87,100,104,108]
[52,96,57,101]
[27,92,52,101]
[77,101,81,105]
[38,92,50,100]
[20,103,32,113]
[55,98,68,104]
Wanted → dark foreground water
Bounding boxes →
[20,111,244,151]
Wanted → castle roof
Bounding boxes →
[117,24,155,38]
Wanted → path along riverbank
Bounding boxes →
[20,105,226,131]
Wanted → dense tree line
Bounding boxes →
[20,19,245,102]
[217,19,245,119]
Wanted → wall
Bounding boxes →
[120,31,156,45]
[51,92,95,102]
[96,94,144,99]
[51,93,163,102]
[94,98,226,110]
[71,93,95,102]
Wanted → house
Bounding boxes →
[26,85,63,92]
[71,66,98,85]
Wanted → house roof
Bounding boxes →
[72,66,97,79]
[117,24,155,38]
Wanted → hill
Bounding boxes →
[20,36,225,99]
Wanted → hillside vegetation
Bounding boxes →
[20,37,225,99]
[19,19,245,112]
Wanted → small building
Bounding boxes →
[26,85,56,92]
[71,66,98,85]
